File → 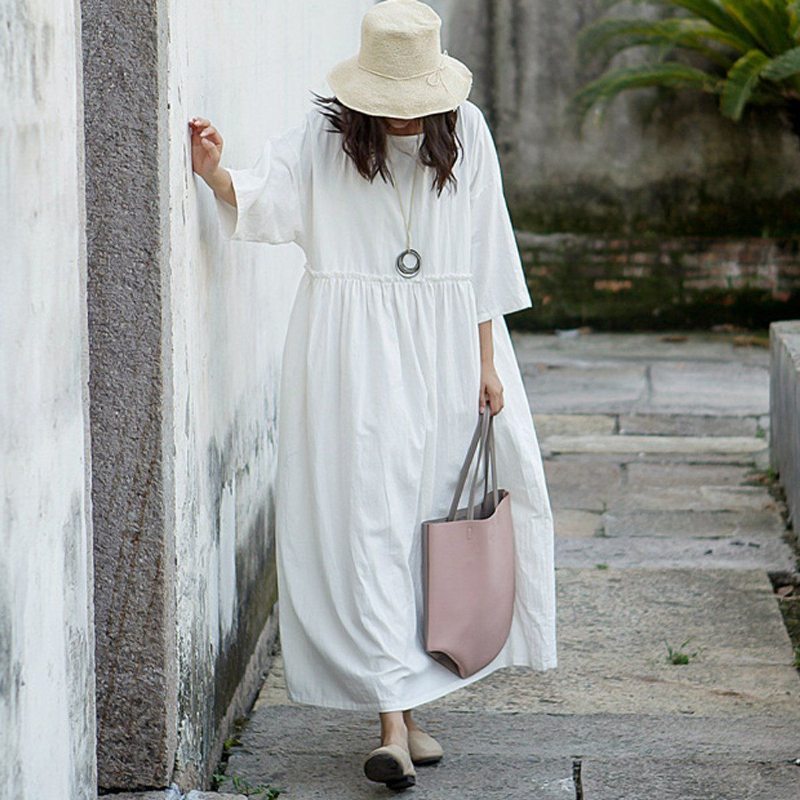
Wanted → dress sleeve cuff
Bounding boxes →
[213,165,268,241]
[476,294,533,324]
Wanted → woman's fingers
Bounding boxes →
[479,383,504,415]
[200,126,223,146]
[490,394,504,415]
[188,118,223,146]
[188,118,222,177]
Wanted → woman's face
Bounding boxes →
[382,116,423,134]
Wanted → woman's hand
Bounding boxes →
[478,319,503,415]
[188,117,236,205]
[480,361,504,415]
[189,117,224,182]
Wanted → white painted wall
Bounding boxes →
[0,1,97,799]
[166,0,373,778]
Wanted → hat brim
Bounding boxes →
[326,53,473,119]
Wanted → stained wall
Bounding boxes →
[0,1,97,798]
[167,0,373,787]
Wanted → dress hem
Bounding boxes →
[282,656,559,714]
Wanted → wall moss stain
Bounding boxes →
[512,230,800,332]
[174,399,281,786]
[509,182,800,238]
[215,501,277,723]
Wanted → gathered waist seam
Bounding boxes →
[304,264,472,284]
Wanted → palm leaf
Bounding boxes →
[720,48,771,118]
[761,45,800,80]
[573,0,799,129]
[788,2,800,39]
[592,0,758,51]
[669,0,761,50]
[719,0,795,55]
[759,0,795,48]
[568,62,721,122]
[577,17,743,69]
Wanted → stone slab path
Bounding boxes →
[221,332,800,800]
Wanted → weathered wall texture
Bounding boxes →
[430,0,800,329]
[432,0,800,235]
[166,0,373,786]
[0,1,97,799]
[770,321,800,530]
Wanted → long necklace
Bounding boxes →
[388,148,422,278]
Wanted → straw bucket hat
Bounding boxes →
[326,0,473,119]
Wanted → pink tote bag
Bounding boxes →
[421,405,516,678]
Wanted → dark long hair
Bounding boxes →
[311,91,463,197]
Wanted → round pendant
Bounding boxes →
[395,248,421,278]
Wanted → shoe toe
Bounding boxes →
[407,729,444,764]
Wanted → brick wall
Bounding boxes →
[513,232,800,331]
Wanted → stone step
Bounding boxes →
[425,569,799,718]
[556,535,796,572]
[225,706,800,800]
[544,461,773,513]
[255,569,799,719]
[580,757,799,800]
[234,705,800,761]
[600,509,785,539]
[523,361,768,417]
[533,412,764,438]
[542,434,767,457]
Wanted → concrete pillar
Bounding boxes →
[770,320,800,530]
[81,0,178,789]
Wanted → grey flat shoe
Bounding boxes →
[363,742,417,790]
[407,728,444,765]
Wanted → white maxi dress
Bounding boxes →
[215,98,557,712]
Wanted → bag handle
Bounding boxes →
[468,408,499,520]
[446,410,484,521]
[479,417,499,518]
[447,405,499,521]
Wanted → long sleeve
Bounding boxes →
[215,113,309,247]
[468,106,532,324]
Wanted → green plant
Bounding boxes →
[595,562,610,569]
[794,643,800,668]
[212,772,284,798]
[569,0,800,141]
[761,465,779,482]
[665,637,699,664]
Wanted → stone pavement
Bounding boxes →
[217,331,800,799]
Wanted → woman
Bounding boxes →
[189,0,556,791]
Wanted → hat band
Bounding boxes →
[357,50,450,86]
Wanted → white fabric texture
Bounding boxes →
[214,99,557,712]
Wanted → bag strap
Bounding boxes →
[466,408,491,519]
[447,406,497,521]
[446,409,485,521]
[479,419,499,517]
[467,407,499,520]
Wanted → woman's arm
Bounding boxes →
[478,319,504,415]
[189,117,237,208]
